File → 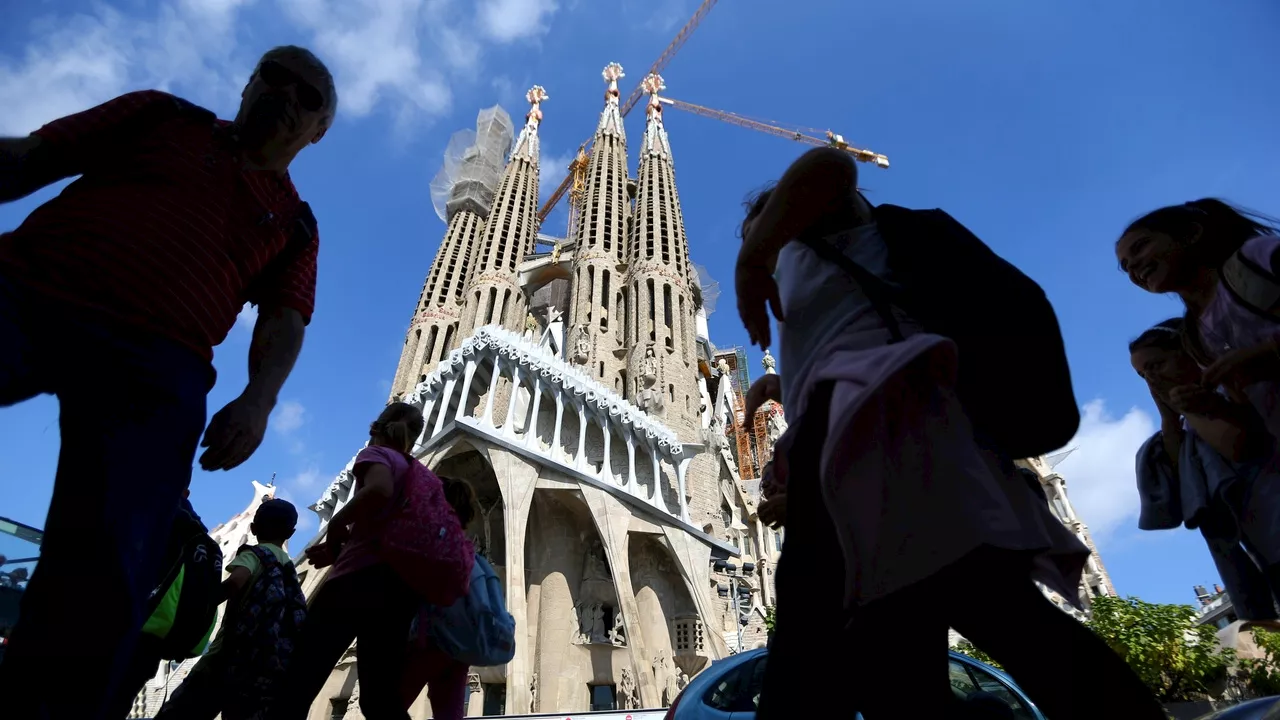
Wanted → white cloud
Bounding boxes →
[3,0,563,139]
[288,465,322,489]
[235,303,258,334]
[478,0,559,42]
[272,400,307,434]
[1052,399,1158,542]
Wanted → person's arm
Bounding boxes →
[740,147,857,267]
[1184,406,1266,463]
[0,136,76,203]
[326,462,397,539]
[244,305,306,410]
[1,91,174,204]
[220,566,253,604]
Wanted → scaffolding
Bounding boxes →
[714,347,777,481]
[429,105,515,224]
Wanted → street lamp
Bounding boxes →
[713,560,756,653]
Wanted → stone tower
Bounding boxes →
[566,63,632,390]
[625,74,699,438]
[391,108,514,399]
[460,87,547,337]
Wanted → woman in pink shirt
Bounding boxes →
[267,402,430,720]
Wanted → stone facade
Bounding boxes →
[301,72,770,718]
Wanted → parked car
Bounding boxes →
[664,647,1044,719]
[1196,697,1280,719]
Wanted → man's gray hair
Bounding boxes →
[255,45,338,126]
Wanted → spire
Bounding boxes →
[641,73,672,158]
[597,62,625,139]
[512,85,548,163]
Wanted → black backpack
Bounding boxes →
[140,503,222,660]
[222,545,308,703]
[799,204,1079,460]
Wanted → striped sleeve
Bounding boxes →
[32,90,178,170]
[255,227,319,325]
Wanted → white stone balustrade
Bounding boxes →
[313,326,700,534]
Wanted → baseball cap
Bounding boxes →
[254,498,299,533]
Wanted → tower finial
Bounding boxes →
[513,85,548,162]
[642,73,666,120]
[602,63,625,101]
[525,85,548,126]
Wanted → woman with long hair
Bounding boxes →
[1116,199,1280,440]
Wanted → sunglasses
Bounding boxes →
[258,59,325,113]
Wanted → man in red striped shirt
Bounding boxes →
[0,45,335,719]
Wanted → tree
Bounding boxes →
[764,605,776,637]
[1086,596,1235,703]
[1233,627,1280,698]
[954,639,1002,670]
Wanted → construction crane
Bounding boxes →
[660,96,890,168]
[537,0,720,226]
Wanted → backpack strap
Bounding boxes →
[1222,250,1280,319]
[796,233,906,343]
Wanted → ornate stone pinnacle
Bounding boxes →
[526,85,549,106]
[641,73,666,97]
[603,62,625,95]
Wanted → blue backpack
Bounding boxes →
[424,553,516,667]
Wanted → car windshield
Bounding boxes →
[0,516,42,639]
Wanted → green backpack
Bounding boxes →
[140,503,222,660]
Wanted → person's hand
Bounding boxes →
[1167,384,1229,418]
[1147,384,1180,424]
[743,374,783,428]
[735,253,783,350]
[758,493,787,529]
[304,543,337,569]
[1203,341,1280,391]
[199,392,274,471]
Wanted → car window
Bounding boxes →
[954,661,1037,720]
[747,655,767,710]
[949,659,979,695]
[704,657,761,713]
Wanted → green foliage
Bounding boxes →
[1235,627,1280,697]
[954,640,1002,670]
[764,605,776,636]
[1085,596,1235,703]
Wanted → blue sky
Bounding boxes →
[2,0,1278,607]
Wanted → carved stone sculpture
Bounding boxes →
[582,541,609,581]
[608,610,626,646]
[570,324,592,364]
[618,668,639,710]
[524,312,539,340]
[640,345,658,384]
[761,349,776,373]
[529,672,538,713]
[574,601,610,644]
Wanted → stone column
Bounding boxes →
[661,527,730,660]
[488,446,540,715]
[579,484,661,708]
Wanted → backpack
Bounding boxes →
[141,503,221,660]
[221,545,308,702]
[799,204,1080,459]
[423,553,516,667]
[1222,248,1280,320]
[380,461,476,607]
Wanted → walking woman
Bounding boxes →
[739,147,1164,719]
[264,402,473,720]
